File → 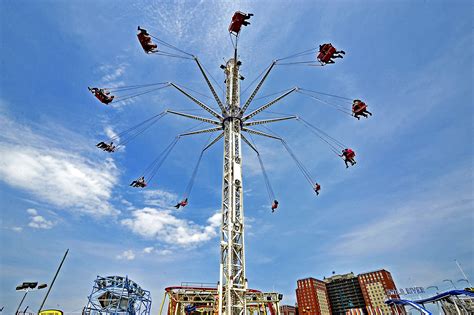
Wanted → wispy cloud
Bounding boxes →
[143,246,154,254]
[142,189,178,208]
[27,208,55,229]
[331,194,473,257]
[122,207,221,247]
[116,249,136,260]
[0,113,119,217]
[143,246,172,256]
[99,63,128,84]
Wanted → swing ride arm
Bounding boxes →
[166,110,221,125]
[242,128,282,141]
[193,57,228,115]
[169,83,223,120]
[242,88,297,121]
[243,115,297,127]
[241,134,258,154]
[203,132,224,151]
[179,127,223,137]
[239,61,277,116]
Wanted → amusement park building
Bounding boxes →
[280,305,298,315]
[296,278,331,315]
[296,269,405,315]
[323,272,366,315]
[358,269,405,314]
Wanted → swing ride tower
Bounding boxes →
[164,50,296,314]
[218,57,246,315]
[90,12,368,315]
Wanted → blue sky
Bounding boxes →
[0,0,472,312]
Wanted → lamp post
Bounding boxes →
[15,282,47,315]
[426,286,441,315]
[457,279,469,288]
[443,279,457,289]
[454,259,472,287]
[426,286,439,294]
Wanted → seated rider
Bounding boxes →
[137,26,158,53]
[271,199,279,213]
[229,11,253,34]
[340,148,356,168]
[317,43,345,64]
[174,198,188,209]
[314,183,321,195]
[96,141,116,152]
[88,87,114,104]
[130,176,147,188]
[352,99,373,120]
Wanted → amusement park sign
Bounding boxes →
[387,287,425,295]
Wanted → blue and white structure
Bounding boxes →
[386,289,474,315]
[83,275,152,315]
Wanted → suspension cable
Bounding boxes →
[147,137,180,181]
[297,90,353,116]
[105,82,168,92]
[113,85,171,103]
[298,88,353,101]
[241,63,272,96]
[261,126,315,187]
[149,34,194,57]
[182,134,214,198]
[112,112,168,147]
[275,47,317,62]
[248,134,276,203]
[201,60,225,94]
[297,118,345,156]
[276,61,322,66]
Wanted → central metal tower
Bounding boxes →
[143,40,295,315]
[218,57,246,315]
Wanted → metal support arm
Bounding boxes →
[242,128,282,140]
[242,88,297,121]
[239,61,277,116]
[243,115,297,127]
[241,135,259,154]
[169,83,223,120]
[193,57,227,114]
[180,127,223,137]
[167,110,221,125]
[203,132,224,151]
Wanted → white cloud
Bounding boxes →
[100,63,128,83]
[142,246,173,256]
[331,197,473,257]
[143,246,154,254]
[0,114,119,217]
[27,208,38,216]
[116,249,135,260]
[27,208,55,229]
[142,189,178,208]
[104,126,119,142]
[11,227,23,233]
[122,208,221,247]
[157,249,173,255]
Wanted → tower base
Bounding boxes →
[161,283,282,315]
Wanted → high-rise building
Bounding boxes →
[296,278,331,315]
[280,305,298,315]
[323,272,366,315]
[358,269,405,315]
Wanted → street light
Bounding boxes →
[457,279,469,288]
[15,282,48,315]
[426,286,440,294]
[443,279,457,289]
